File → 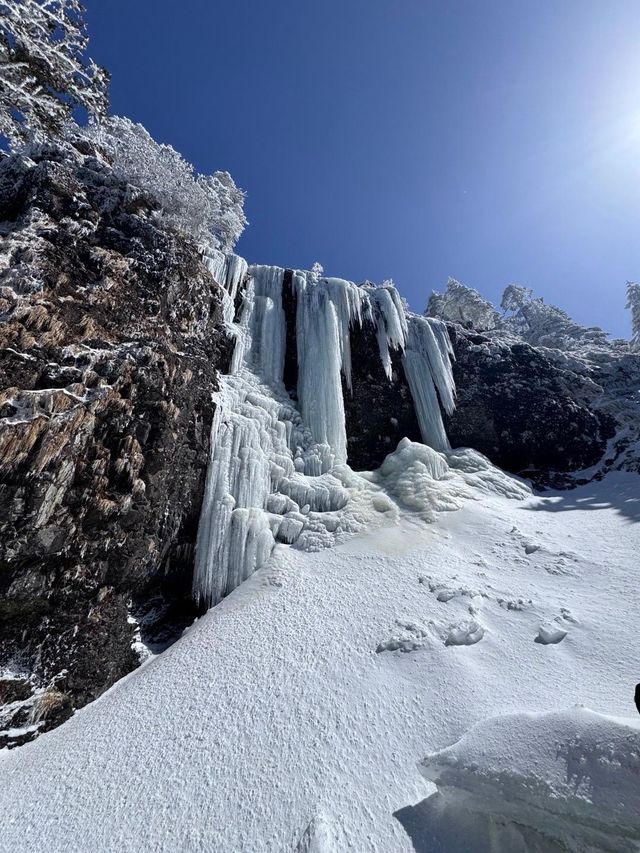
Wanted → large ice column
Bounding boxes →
[246,265,286,386]
[295,273,366,465]
[402,315,456,451]
[193,381,290,606]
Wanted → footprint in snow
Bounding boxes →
[376,621,428,654]
[535,625,568,645]
[445,619,485,647]
[559,607,578,624]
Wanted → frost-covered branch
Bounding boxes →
[77,117,246,252]
[0,0,108,145]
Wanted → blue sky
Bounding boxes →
[85,0,640,338]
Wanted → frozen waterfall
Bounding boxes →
[193,258,457,607]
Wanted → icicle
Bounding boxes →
[230,280,255,374]
[295,273,350,465]
[427,317,456,414]
[402,316,455,450]
[225,255,248,303]
[202,247,228,285]
[367,286,408,381]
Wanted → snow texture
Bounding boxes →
[1,468,637,851]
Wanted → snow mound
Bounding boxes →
[413,707,640,852]
[365,438,530,521]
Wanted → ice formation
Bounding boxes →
[194,258,459,607]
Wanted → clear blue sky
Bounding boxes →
[85,0,640,338]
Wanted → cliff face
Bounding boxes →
[340,322,632,484]
[443,327,623,483]
[0,144,231,744]
[279,268,634,481]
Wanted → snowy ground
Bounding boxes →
[1,469,638,852]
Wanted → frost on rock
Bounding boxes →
[194,260,473,607]
[414,707,640,852]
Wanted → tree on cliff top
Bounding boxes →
[426,278,499,330]
[626,282,640,350]
[81,117,247,253]
[0,0,108,145]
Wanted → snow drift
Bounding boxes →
[406,707,640,853]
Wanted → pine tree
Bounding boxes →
[427,277,499,330]
[0,0,108,145]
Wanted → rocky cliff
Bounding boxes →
[0,143,231,744]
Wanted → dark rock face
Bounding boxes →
[444,326,617,480]
[344,322,421,470]
[280,276,623,478]
[0,144,230,743]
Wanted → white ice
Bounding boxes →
[194,260,458,606]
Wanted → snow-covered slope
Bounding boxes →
[1,466,637,852]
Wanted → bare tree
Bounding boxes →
[0,0,108,145]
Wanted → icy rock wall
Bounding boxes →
[194,260,457,607]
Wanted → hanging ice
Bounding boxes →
[367,285,408,381]
[402,315,456,451]
[295,273,361,466]
[194,258,457,608]
[245,265,287,385]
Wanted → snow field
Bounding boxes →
[1,470,638,851]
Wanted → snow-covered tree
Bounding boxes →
[310,261,324,280]
[500,284,608,349]
[626,281,640,349]
[79,117,246,252]
[0,0,108,145]
[426,277,499,330]
[500,284,533,315]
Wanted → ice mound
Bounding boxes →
[365,438,530,521]
[411,707,640,852]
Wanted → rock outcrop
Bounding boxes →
[0,143,231,744]
[444,326,622,482]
